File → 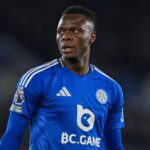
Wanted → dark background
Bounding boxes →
[0,0,150,150]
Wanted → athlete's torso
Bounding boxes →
[10,59,125,150]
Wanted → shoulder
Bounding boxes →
[92,65,123,93]
[93,65,124,104]
[93,65,116,84]
[18,59,59,88]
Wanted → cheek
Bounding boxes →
[79,35,89,44]
[81,38,90,47]
[56,37,61,47]
[82,33,91,44]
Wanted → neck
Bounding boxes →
[61,56,90,75]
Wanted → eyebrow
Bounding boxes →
[57,25,83,31]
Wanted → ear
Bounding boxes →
[89,31,96,45]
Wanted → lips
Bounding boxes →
[61,45,75,53]
[62,48,74,53]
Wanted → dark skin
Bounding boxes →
[0,15,123,150]
[56,14,96,75]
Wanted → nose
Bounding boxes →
[62,32,73,41]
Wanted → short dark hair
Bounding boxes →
[62,5,97,32]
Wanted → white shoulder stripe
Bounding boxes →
[19,59,57,86]
[20,59,57,86]
[24,61,58,88]
[93,66,114,81]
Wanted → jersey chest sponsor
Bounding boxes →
[60,104,101,148]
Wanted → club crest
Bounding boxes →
[96,89,108,104]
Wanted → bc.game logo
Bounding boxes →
[77,105,95,132]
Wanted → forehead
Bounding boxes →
[57,14,93,29]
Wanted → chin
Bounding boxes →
[63,55,79,63]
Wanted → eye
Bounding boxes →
[57,30,63,34]
[73,29,80,34]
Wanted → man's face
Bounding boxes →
[56,14,96,61]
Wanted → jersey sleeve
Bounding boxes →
[104,82,125,129]
[0,113,29,150]
[9,71,42,119]
[103,128,124,150]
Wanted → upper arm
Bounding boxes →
[105,83,125,129]
[0,65,49,149]
[0,112,29,150]
[103,128,124,150]
[10,70,42,119]
[103,83,125,149]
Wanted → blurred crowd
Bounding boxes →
[0,1,150,150]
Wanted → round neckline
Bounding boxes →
[62,64,94,81]
[58,58,94,80]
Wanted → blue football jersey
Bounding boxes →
[10,58,125,150]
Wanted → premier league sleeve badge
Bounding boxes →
[14,86,25,105]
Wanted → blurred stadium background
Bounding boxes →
[0,0,150,149]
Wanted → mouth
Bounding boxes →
[62,48,74,54]
[61,45,75,54]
